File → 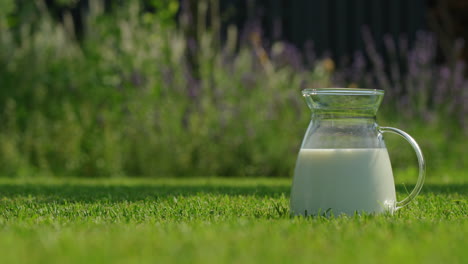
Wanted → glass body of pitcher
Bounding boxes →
[290,88,425,216]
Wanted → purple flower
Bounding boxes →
[303,40,316,66]
[130,70,144,87]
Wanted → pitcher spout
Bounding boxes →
[302,88,384,118]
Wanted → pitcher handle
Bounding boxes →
[379,127,426,209]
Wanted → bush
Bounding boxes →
[0,2,331,177]
[333,27,467,171]
[0,2,465,177]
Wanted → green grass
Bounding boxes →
[0,173,466,264]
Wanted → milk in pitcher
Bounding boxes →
[290,148,396,216]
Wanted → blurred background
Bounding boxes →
[0,0,466,178]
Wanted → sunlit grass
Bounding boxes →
[0,171,466,264]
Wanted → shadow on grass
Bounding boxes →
[0,183,288,203]
[0,182,465,203]
[396,183,467,195]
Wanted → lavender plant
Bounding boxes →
[0,1,331,177]
[0,1,465,177]
[335,27,467,132]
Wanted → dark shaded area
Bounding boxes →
[14,0,468,62]
[252,0,427,59]
[0,183,465,203]
[20,0,428,59]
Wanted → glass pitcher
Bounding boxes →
[290,88,425,216]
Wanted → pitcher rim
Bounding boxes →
[302,88,384,96]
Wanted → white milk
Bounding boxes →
[290,148,396,216]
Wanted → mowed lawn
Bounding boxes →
[0,172,466,264]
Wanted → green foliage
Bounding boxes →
[0,2,465,177]
[0,0,14,17]
[0,2,330,177]
[148,0,179,26]
[0,176,466,263]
